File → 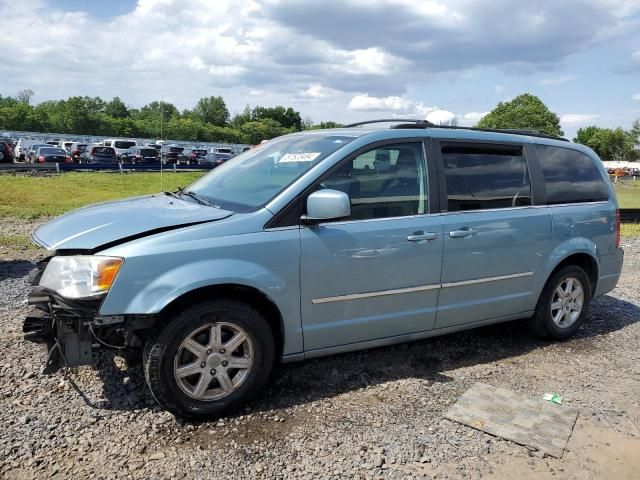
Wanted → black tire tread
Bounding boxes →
[530,265,592,340]
[143,299,275,419]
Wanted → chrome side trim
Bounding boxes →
[311,284,440,304]
[441,271,533,288]
[311,271,533,304]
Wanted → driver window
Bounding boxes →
[321,142,427,220]
[441,145,531,211]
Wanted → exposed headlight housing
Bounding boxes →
[39,256,123,299]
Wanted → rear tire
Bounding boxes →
[143,299,275,419]
[530,265,592,340]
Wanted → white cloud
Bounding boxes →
[633,93,640,101]
[302,84,332,99]
[460,112,489,125]
[539,75,576,86]
[560,114,600,126]
[1,0,638,123]
[340,47,408,75]
[347,94,439,119]
[348,94,415,112]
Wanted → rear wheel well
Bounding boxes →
[550,253,598,295]
[156,284,284,361]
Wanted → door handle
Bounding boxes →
[449,228,477,238]
[407,231,439,242]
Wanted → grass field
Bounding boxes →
[612,179,640,208]
[0,172,638,241]
[0,171,204,219]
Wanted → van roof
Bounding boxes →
[342,119,569,141]
[291,119,575,149]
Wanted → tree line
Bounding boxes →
[1,90,638,159]
[0,90,317,144]
[477,93,640,162]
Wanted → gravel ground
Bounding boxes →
[1,227,639,480]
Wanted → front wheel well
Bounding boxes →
[549,253,598,295]
[156,284,285,360]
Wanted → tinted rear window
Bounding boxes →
[442,145,532,211]
[93,147,115,155]
[169,147,183,153]
[139,149,157,156]
[41,148,66,155]
[114,141,136,149]
[535,145,609,204]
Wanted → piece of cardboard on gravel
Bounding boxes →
[445,382,578,458]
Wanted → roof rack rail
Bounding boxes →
[430,125,569,142]
[345,118,569,141]
[343,119,435,128]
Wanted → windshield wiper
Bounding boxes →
[180,190,212,206]
[165,187,210,206]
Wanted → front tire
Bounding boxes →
[530,265,592,340]
[143,300,275,419]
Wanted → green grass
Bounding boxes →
[621,223,640,237]
[0,234,38,250]
[0,172,205,220]
[614,181,640,208]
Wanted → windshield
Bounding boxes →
[187,133,354,212]
[114,141,136,149]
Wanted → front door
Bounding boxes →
[300,141,444,351]
[434,141,552,329]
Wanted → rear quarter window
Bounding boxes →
[535,145,609,204]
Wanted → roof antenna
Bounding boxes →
[160,94,164,192]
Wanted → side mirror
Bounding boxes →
[303,189,351,223]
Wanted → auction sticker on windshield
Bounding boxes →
[279,152,321,163]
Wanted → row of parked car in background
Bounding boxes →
[607,166,640,177]
[1,136,246,166]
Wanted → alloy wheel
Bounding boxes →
[173,322,254,401]
[550,277,584,328]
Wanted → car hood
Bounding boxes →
[33,193,233,251]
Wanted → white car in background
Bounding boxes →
[102,139,138,159]
[14,138,38,161]
[59,140,75,153]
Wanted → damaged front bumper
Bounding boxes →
[24,285,100,372]
[23,262,153,373]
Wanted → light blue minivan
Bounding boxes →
[24,120,624,418]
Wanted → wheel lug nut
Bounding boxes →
[210,369,216,375]
[219,349,226,354]
[222,361,228,367]
[206,349,212,354]
[200,362,206,368]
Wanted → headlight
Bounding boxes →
[39,256,123,299]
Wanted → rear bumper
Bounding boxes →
[595,247,624,297]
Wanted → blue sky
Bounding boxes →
[2,0,639,139]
